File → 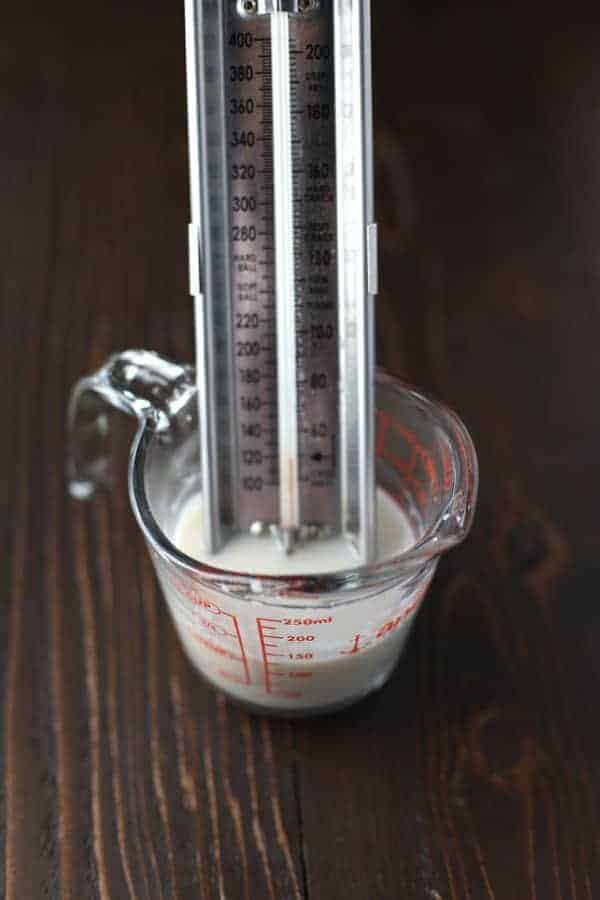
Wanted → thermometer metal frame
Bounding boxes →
[184,0,377,561]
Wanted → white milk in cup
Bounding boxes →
[68,353,477,716]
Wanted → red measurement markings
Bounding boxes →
[193,633,241,661]
[191,621,251,685]
[216,668,252,686]
[167,573,252,686]
[374,597,420,639]
[341,634,363,655]
[375,409,440,510]
[256,618,311,699]
[231,614,251,685]
[339,585,431,656]
[441,441,454,492]
[167,571,223,614]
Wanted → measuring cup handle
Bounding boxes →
[67,350,195,500]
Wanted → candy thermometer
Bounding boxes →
[185,0,377,559]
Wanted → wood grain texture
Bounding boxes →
[2,1,600,897]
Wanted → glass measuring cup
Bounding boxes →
[68,351,478,716]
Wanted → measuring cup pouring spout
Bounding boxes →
[68,350,478,716]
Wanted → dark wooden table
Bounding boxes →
[3,3,599,897]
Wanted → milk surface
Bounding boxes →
[174,488,414,574]
[154,490,432,712]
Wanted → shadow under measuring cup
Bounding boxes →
[68,350,478,716]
